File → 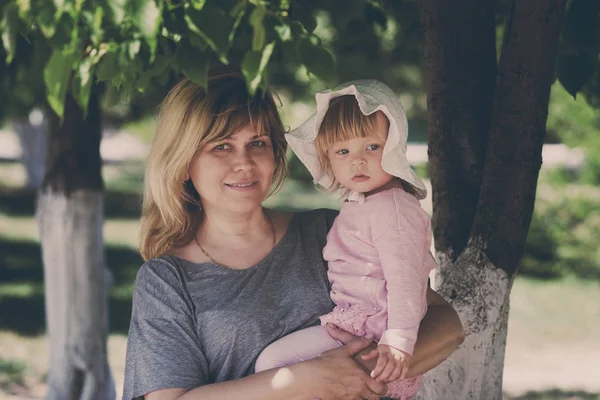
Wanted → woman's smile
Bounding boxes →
[225,180,260,190]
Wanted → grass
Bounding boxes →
[0,358,27,390]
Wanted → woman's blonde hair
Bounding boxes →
[139,68,287,260]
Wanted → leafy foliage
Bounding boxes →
[556,0,600,104]
[522,180,600,280]
[0,0,598,122]
[547,83,600,184]
[0,0,338,118]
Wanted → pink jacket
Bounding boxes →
[323,188,437,356]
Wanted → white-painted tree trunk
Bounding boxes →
[37,190,115,400]
[12,110,47,189]
[419,241,513,400]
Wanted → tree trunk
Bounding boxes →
[12,110,47,190]
[37,87,115,400]
[418,1,566,399]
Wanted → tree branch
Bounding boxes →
[472,0,567,276]
[418,0,497,259]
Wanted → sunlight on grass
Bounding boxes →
[509,276,600,343]
[0,283,42,298]
[0,357,27,389]
[0,213,140,248]
[503,277,600,396]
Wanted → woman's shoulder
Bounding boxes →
[134,256,187,291]
[271,208,339,230]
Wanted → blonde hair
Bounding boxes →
[139,69,287,260]
[315,96,388,192]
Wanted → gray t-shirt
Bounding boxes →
[122,209,339,400]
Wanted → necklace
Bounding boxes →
[194,209,276,267]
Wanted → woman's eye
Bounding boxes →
[335,149,349,155]
[251,140,266,148]
[367,144,380,151]
[212,143,230,151]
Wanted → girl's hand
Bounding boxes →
[298,336,387,400]
[361,344,410,383]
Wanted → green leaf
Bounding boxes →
[48,12,76,49]
[1,3,18,64]
[281,40,300,64]
[228,2,246,46]
[557,47,597,98]
[82,7,105,46]
[249,6,266,51]
[137,53,171,92]
[44,47,81,118]
[298,38,336,87]
[176,40,209,88]
[562,0,600,52]
[16,0,31,15]
[274,24,291,42]
[71,56,95,116]
[108,0,126,25]
[131,0,163,57]
[290,21,305,37]
[189,32,208,50]
[37,3,58,38]
[96,51,119,82]
[297,12,316,34]
[127,40,141,59]
[185,3,234,63]
[242,41,275,95]
[365,2,387,28]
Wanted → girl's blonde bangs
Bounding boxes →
[316,96,385,168]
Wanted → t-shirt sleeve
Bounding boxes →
[325,208,340,231]
[371,192,434,356]
[122,259,209,400]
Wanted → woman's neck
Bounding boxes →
[198,206,271,250]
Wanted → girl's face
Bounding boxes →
[188,125,275,214]
[327,112,394,195]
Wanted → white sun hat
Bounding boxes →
[286,79,427,202]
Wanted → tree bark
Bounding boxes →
[471,0,566,276]
[418,0,496,260]
[38,87,115,400]
[418,0,566,399]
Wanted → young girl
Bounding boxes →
[254,80,437,400]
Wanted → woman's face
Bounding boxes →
[189,125,275,215]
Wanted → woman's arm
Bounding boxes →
[408,287,465,376]
[327,287,464,378]
[144,337,388,400]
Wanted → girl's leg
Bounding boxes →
[254,325,342,372]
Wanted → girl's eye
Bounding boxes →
[367,144,380,151]
[335,149,349,155]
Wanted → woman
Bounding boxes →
[122,68,464,400]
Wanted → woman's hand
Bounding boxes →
[298,335,387,400]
